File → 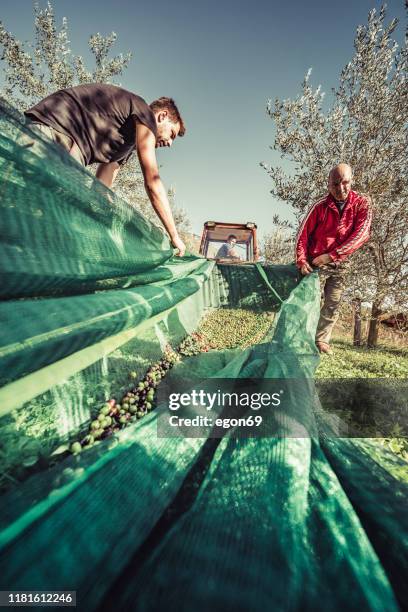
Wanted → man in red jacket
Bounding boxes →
[296,163,372,354]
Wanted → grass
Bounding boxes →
[316,337,408,379]
[315,327,408,480]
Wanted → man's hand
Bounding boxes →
[171,235,186,257]
[312,253,333,267]
[300,262,313,275]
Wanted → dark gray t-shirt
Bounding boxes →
[334,199,346,215]
[216,244,230,258]
[25,84,157,166]
[216,243,238,258]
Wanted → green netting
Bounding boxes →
[0,100,407,612]
[0,258,214,387]
[0,101,180,299]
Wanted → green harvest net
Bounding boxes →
[0,100,407,612]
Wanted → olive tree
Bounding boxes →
[261,5,407,347]
[0,1,131,110]
[0,1,143,202]
[260,215,294,265]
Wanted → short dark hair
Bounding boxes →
[228,234,237,241]
[150,97,186,136]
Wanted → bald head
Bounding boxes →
[328,163,353,201]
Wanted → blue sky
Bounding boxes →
[1,0,406,238]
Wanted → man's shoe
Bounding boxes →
[316,341,333,354]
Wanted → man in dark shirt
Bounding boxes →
[216,235,241,259]
[25,84,186,256]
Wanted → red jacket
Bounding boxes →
[296,190,372,267]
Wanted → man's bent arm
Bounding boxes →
[96,162,120,189]
[296,203,320,267]
[136,121,185,255]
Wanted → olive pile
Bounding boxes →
[178,332,212,356]
[197,309,274,350]
[69,347,180,454]
[69,309,274,454]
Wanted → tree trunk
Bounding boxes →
[353,298,362,346]
[367,300,382,348]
